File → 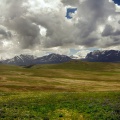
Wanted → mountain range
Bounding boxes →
[1,53,71,66]
[0,50,120,66]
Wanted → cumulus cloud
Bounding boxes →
[0,0,120,58]
[61,0,80,6]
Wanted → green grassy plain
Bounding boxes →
[0,61,120,119]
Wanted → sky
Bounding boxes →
[0,0,120,59]
[113,0,120,5]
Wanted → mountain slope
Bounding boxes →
[2,53,71,66]
[34,53,71,64]
[85,50,120,62]
[2,54,36,66]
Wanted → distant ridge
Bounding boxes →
[34,53,71,64]
[1,53,71,66]
[2,54,35,66]
[85,50,120,62]
[1,50,120,66]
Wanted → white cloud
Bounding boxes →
[75,50,91,58]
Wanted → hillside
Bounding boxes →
[32,60,120,71]
[0,61,120,92]
[0,61,120,120]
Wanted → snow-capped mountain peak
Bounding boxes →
[1,53,71,66]
[85,50,120,62]
[2,54,36,66]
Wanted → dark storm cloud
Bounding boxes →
[102,25,114,36]
[0,28,8,37]
[103,36,120,47]
[102,24,120,36]
[0,27,11,39]
[9,17,41,49]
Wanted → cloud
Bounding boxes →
[0,26,11,40]
[61,0,80,6]
[0,0,120,58]
[102,24,120,37]
[9,17,41,49]
[75,49,91,58]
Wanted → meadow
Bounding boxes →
[0,61,120,119]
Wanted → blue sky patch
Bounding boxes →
[66,8,77,19]
[113,0,120,5]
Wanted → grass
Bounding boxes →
[0,61,120,92]
[0,92,120,120]
[0,61,120,119]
